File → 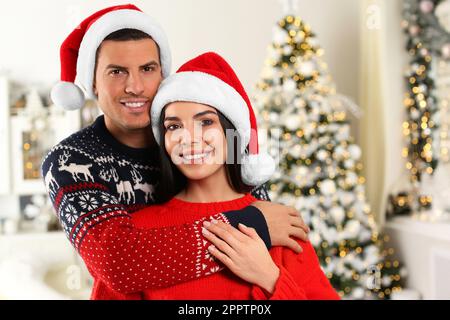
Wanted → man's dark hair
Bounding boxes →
[155,107,253,203]
[94,28,159,82]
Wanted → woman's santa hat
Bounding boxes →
[151,52,276,186]
[51,4,171,110]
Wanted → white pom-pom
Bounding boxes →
[50,81,85,110]
[241,152,276,186]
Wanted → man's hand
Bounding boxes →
[251,201,310,253]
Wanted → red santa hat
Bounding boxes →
[51,4,171,110]
[151,52,276,186]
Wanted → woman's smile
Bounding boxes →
[179,147,215,164]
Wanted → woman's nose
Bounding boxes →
[180,123,202,145]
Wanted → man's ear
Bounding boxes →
[93,81,98,96]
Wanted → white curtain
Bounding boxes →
[359,0,388,225]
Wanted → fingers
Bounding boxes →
[285,238,303,253]
[289,215,310,233]
[203,220,247,247]
[289,227,309,242]
[287,209,310,232]
[202,226,236,258]
[207,245,234,268]
[237,223,259,240]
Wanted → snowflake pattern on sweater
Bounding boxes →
[41,115,270,293]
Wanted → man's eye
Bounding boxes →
[143,66,156,72]
[110,69,125,75]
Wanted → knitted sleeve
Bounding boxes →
[251,241,340,300]
[298,257,341,299]
[251,264,308,300]
[42,145,269,294]
[295,241,340,300]
[41,145,224,293]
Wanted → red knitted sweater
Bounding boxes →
[91,194,340,300]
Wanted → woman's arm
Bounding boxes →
[42,146,268,294]
[201,220,307,298]
[202,221,280,292]
[203,221,307,299]
[251,264,308,300]
[282,240,341,300]
[203,221,339,300]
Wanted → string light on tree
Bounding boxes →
[253,0,404,299]
[402,0,450,183]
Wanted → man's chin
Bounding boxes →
[123,121,151,131]
[118,112,150,128]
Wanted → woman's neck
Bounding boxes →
[176,167,244,203]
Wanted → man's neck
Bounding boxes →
[104,117,155,149]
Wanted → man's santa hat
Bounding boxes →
[151,52,276,186]
[51,4,171,110]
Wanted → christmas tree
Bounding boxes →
[253,12,404,299]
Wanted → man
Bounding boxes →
[43,4,309,298]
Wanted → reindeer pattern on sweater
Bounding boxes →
[41,115,269,254]
[41,116,161,248]
[41,115,270,293]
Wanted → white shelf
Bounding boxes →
[384,215,450,299]
[385,216,450,243]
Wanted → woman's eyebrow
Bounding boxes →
[164,110,218,122]
[193,110,218,118]
[164,116,180,122]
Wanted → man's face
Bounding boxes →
[93,38,162,132]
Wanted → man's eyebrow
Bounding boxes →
[105,64,127,70]
[141,61,160,68]
[105,61,160,70]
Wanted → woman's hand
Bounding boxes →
[202,220,280,294]
[251,201,310,253]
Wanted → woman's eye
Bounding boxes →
[201,119,214,126]
[166,124,180,131]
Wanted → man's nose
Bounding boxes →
[125,71,145,96]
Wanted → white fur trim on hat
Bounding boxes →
[76,9,172,100]
[241,152,276,186]
[151,71,251,153]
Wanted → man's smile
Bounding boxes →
[119,98,150,113]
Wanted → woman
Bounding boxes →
[132,52,339,299]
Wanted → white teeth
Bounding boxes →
[182,151,212,161]
[123,102,146,108]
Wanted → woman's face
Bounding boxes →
[163,102,227,181]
